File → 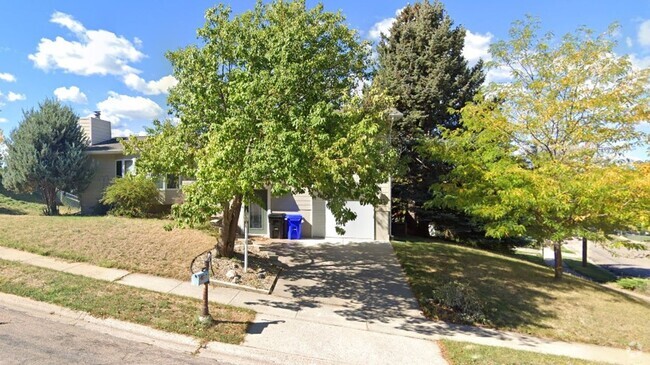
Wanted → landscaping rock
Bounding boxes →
[257,272,266,279]
[208,241,281,291]
[232,275,242,284]
[225,269,237,279]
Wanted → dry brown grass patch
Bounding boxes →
[0,215,216,279]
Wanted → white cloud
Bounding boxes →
[626,36,633,48]
[112,128,148,138]
[97,91,163,126]
[7,92,26,102]
[485,66,512,84]
[369,18,395,41]
[51,11,86,35]
[629,54,650,70]
[0,72,16,82]
[0,117,8,123]
[638,20,650,47]
[54,86,88,103]
[123,73,178,95]
[368,7,405,41]
[464,30,493,66]
[28,12,144,76]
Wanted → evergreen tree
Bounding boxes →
[3,99,94,215]
[375,0,484,234]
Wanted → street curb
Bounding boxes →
[0,292,346,365]
[0,292,200,354]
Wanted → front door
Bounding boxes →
[248,189,268,235]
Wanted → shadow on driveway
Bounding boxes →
[260,241,422,325]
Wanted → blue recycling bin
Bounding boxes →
[286,213,303,240]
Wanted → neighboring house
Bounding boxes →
[79,115,390,241]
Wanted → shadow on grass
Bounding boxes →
[595,264,650,279]
[393,239,649,331]
[0,187,43,204]
[0,207,28,215]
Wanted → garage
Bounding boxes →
[325,201,375,240]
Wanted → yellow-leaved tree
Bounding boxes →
[428,18,650,279]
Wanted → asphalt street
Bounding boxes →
[565,239,650,278]
[0,306,226,365]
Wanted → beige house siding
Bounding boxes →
[160,189,183,205]
[374,181,391,241]
[311,197,326,238]
[80,154,182,214]
[80,153,135,214]
[270,192,312,238]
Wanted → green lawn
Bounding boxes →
[564,258,617,283]
[616,277,650,295]
[623,234,650,242]
[393,239,650,350]
[440,340,607,365]
[0,188,46,215]
[0,259,255,344]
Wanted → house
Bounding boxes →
[79,115,390,241]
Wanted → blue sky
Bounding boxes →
[1,1,649,159]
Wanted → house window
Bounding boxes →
[156,175,181,190]
[250,203,262,229]
[116,159,135,177]
[249,189,267,229]
[166,175,180,189]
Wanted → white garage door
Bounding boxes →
[325,201,374,240]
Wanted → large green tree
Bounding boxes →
[375,0,484,235]
[3,99,94,215]
[127,0,395,257]
[428,19,650,279]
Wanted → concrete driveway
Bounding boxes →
[266,240,423,324]
[238,240,449,365]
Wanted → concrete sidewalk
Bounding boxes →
[1,244,649,365]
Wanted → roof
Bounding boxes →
[85,136,147,155]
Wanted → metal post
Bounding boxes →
[582,237,588,267]
[243,203,249,272]
[202,282,209,316]
[199,252,212,324]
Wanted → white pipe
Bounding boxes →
[243,203,249,272]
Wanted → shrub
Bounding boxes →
[616,277,649,292]
[101,175,161,217]
[423,280,487,324]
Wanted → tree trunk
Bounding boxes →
[217,195,242,258]
[582,237,587,267]
[553,241,563,280]
[41,184,59,216]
